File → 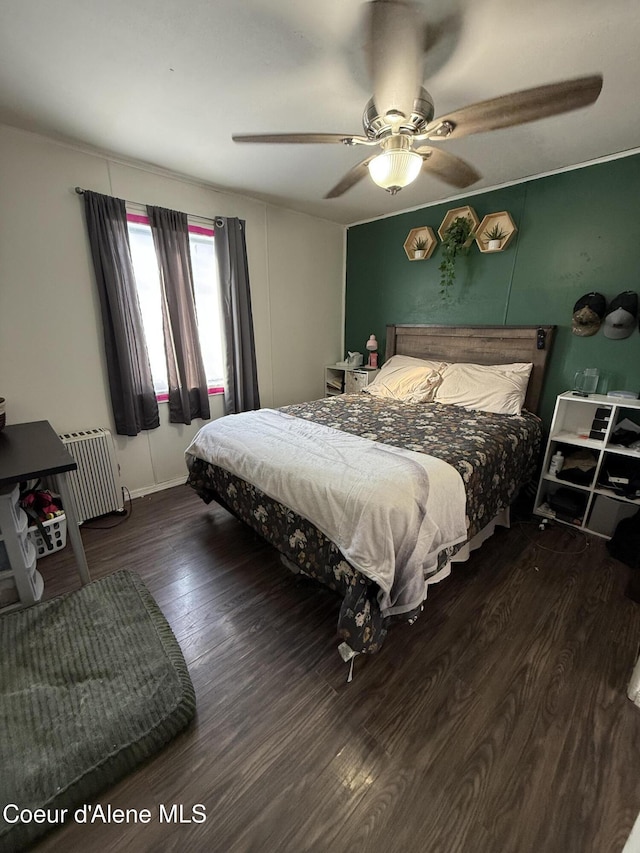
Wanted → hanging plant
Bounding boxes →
[438,216,475,298]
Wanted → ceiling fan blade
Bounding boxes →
[424,74,603,141]
[365,0,424,122]
[324,156,377,199]
[415,146,481,188]
[232,133,368,145]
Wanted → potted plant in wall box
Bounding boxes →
[438,216,475,298]
[483,223,507,251]
[412,236,428,259]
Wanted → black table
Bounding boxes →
[0,421,91,595]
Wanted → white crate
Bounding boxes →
[28,514,67,558]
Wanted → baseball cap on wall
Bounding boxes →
[603,291,638,339]
[572,292,607,337]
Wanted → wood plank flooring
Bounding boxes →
[23,485,640,853]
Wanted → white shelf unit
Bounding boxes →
[325,365,379,397]
[534,392,640,538]
[0,484,44,610]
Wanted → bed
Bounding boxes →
[185,324,555,658]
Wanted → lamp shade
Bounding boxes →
[368,149,422,192]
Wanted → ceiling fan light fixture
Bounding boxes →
[368,148,422,193]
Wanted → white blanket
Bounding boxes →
[185,409,467,617]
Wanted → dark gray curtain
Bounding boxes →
[147,205,210,424]
[82,191,159,436]
[214,217,260,414]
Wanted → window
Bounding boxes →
[126,213,225,400]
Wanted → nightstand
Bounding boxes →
[324,365,379,397]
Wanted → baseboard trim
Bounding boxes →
[128,477,188,500]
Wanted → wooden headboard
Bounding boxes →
[385,324,556,415]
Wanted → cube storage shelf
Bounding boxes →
[534,392,640,539]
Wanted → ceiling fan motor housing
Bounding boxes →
[363,87,435,139]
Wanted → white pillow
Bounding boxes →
[363,355,448,403]
[434,362,533,415]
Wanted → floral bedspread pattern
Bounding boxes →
[283,395,542,540]
[186,395,542,654]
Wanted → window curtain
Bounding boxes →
[214,217,260,414]
[82,191,160,436]
[146,205,210,424]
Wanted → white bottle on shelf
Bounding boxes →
[549,450,564,477]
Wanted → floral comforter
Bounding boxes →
[186,395,542,653]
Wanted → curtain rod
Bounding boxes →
[75,185,157,209]
[74,187,220,227]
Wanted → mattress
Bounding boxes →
[186,394,542,653]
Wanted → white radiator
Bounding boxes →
[58,428,123,523]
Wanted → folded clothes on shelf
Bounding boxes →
[556,448,598,486]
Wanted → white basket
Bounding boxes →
[28,514,67,558]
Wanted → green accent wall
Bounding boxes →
[345,154,640,426]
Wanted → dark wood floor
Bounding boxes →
[25,485,640,853]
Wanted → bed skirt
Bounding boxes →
[186,457,483,654]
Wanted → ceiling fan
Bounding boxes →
[232,0,603,199]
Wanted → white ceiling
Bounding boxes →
[1,0,639,226]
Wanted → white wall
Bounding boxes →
[0,124,345,495]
